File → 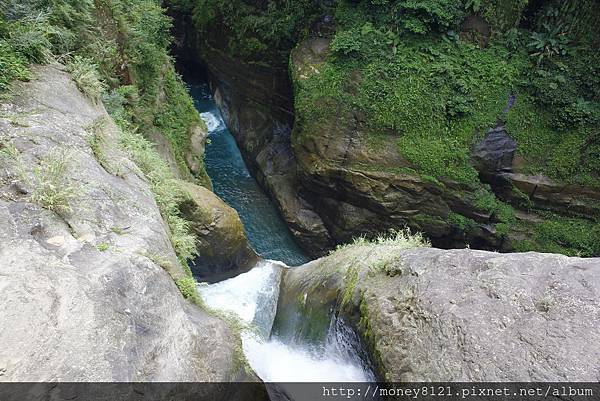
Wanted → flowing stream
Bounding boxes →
[188,78,374,385]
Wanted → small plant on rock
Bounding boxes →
[30,149,77,214]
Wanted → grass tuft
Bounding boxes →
[334,228,431,254]
[30,149,77,214]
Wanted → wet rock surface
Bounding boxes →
[281,245,600,381]
[0,65,244,382]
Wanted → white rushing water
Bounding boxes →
[197,261,373,383]
[200,111,225,132]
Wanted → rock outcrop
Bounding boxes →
[279,243,600,381]
[0,65,247,382]
[180,181,259,281]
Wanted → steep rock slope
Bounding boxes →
[279,242,600,381]
[0,66,245,382]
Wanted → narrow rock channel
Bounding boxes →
[188,75,376,384]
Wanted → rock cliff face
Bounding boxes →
[279,243,600,381]
[291,39,506,251]
[291,37,600,256]
[174,2,599,258]
[185,35,515,254]
[0,65,248,382]
[183,31,599,256]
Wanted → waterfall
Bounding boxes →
[189,77,374,388]
[197,261,374,383]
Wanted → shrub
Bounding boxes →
[7,17,53,64]
[0,41,31,90]
[330,27,363,55]
[395,0,466,34]
[527,26,571,66]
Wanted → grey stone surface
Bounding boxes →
[472,126,517,173]
[281,244,600,381]
[0,65,243,381]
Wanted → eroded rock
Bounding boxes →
[0,65,246,382]
[280,244,600,381]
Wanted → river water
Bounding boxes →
[188,79,374,385]
[188,82,308,267]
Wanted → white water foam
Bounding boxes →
[197,260,283,335]
[200,111,224,133]
[197,261,374,383]
[243,333,370,382]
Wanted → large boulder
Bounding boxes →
[0,65,247,383]
[179,181,259,282]
[472,126,517,174]
[279,242,600,381]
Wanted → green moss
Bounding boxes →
[97,243,110,252]
[357,292,389,381]
[175,277,203,305]
[341,265,359,309]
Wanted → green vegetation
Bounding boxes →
[97,243,110,252]
[341,265,360,309]
[30,149,77,214]
[334,228,431,253]
[116,115,198,266]
[514,214,600,257]
[294,0,600,186]
[1,0,207,181]
[290,0,599,255]
[1,0,209,300]
[67,56,106,102]
[170,0,323,63]
[175,276,203,305]
[0,141,78,215]
[448,212,476,231]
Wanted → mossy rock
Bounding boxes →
[179,181,259,281]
